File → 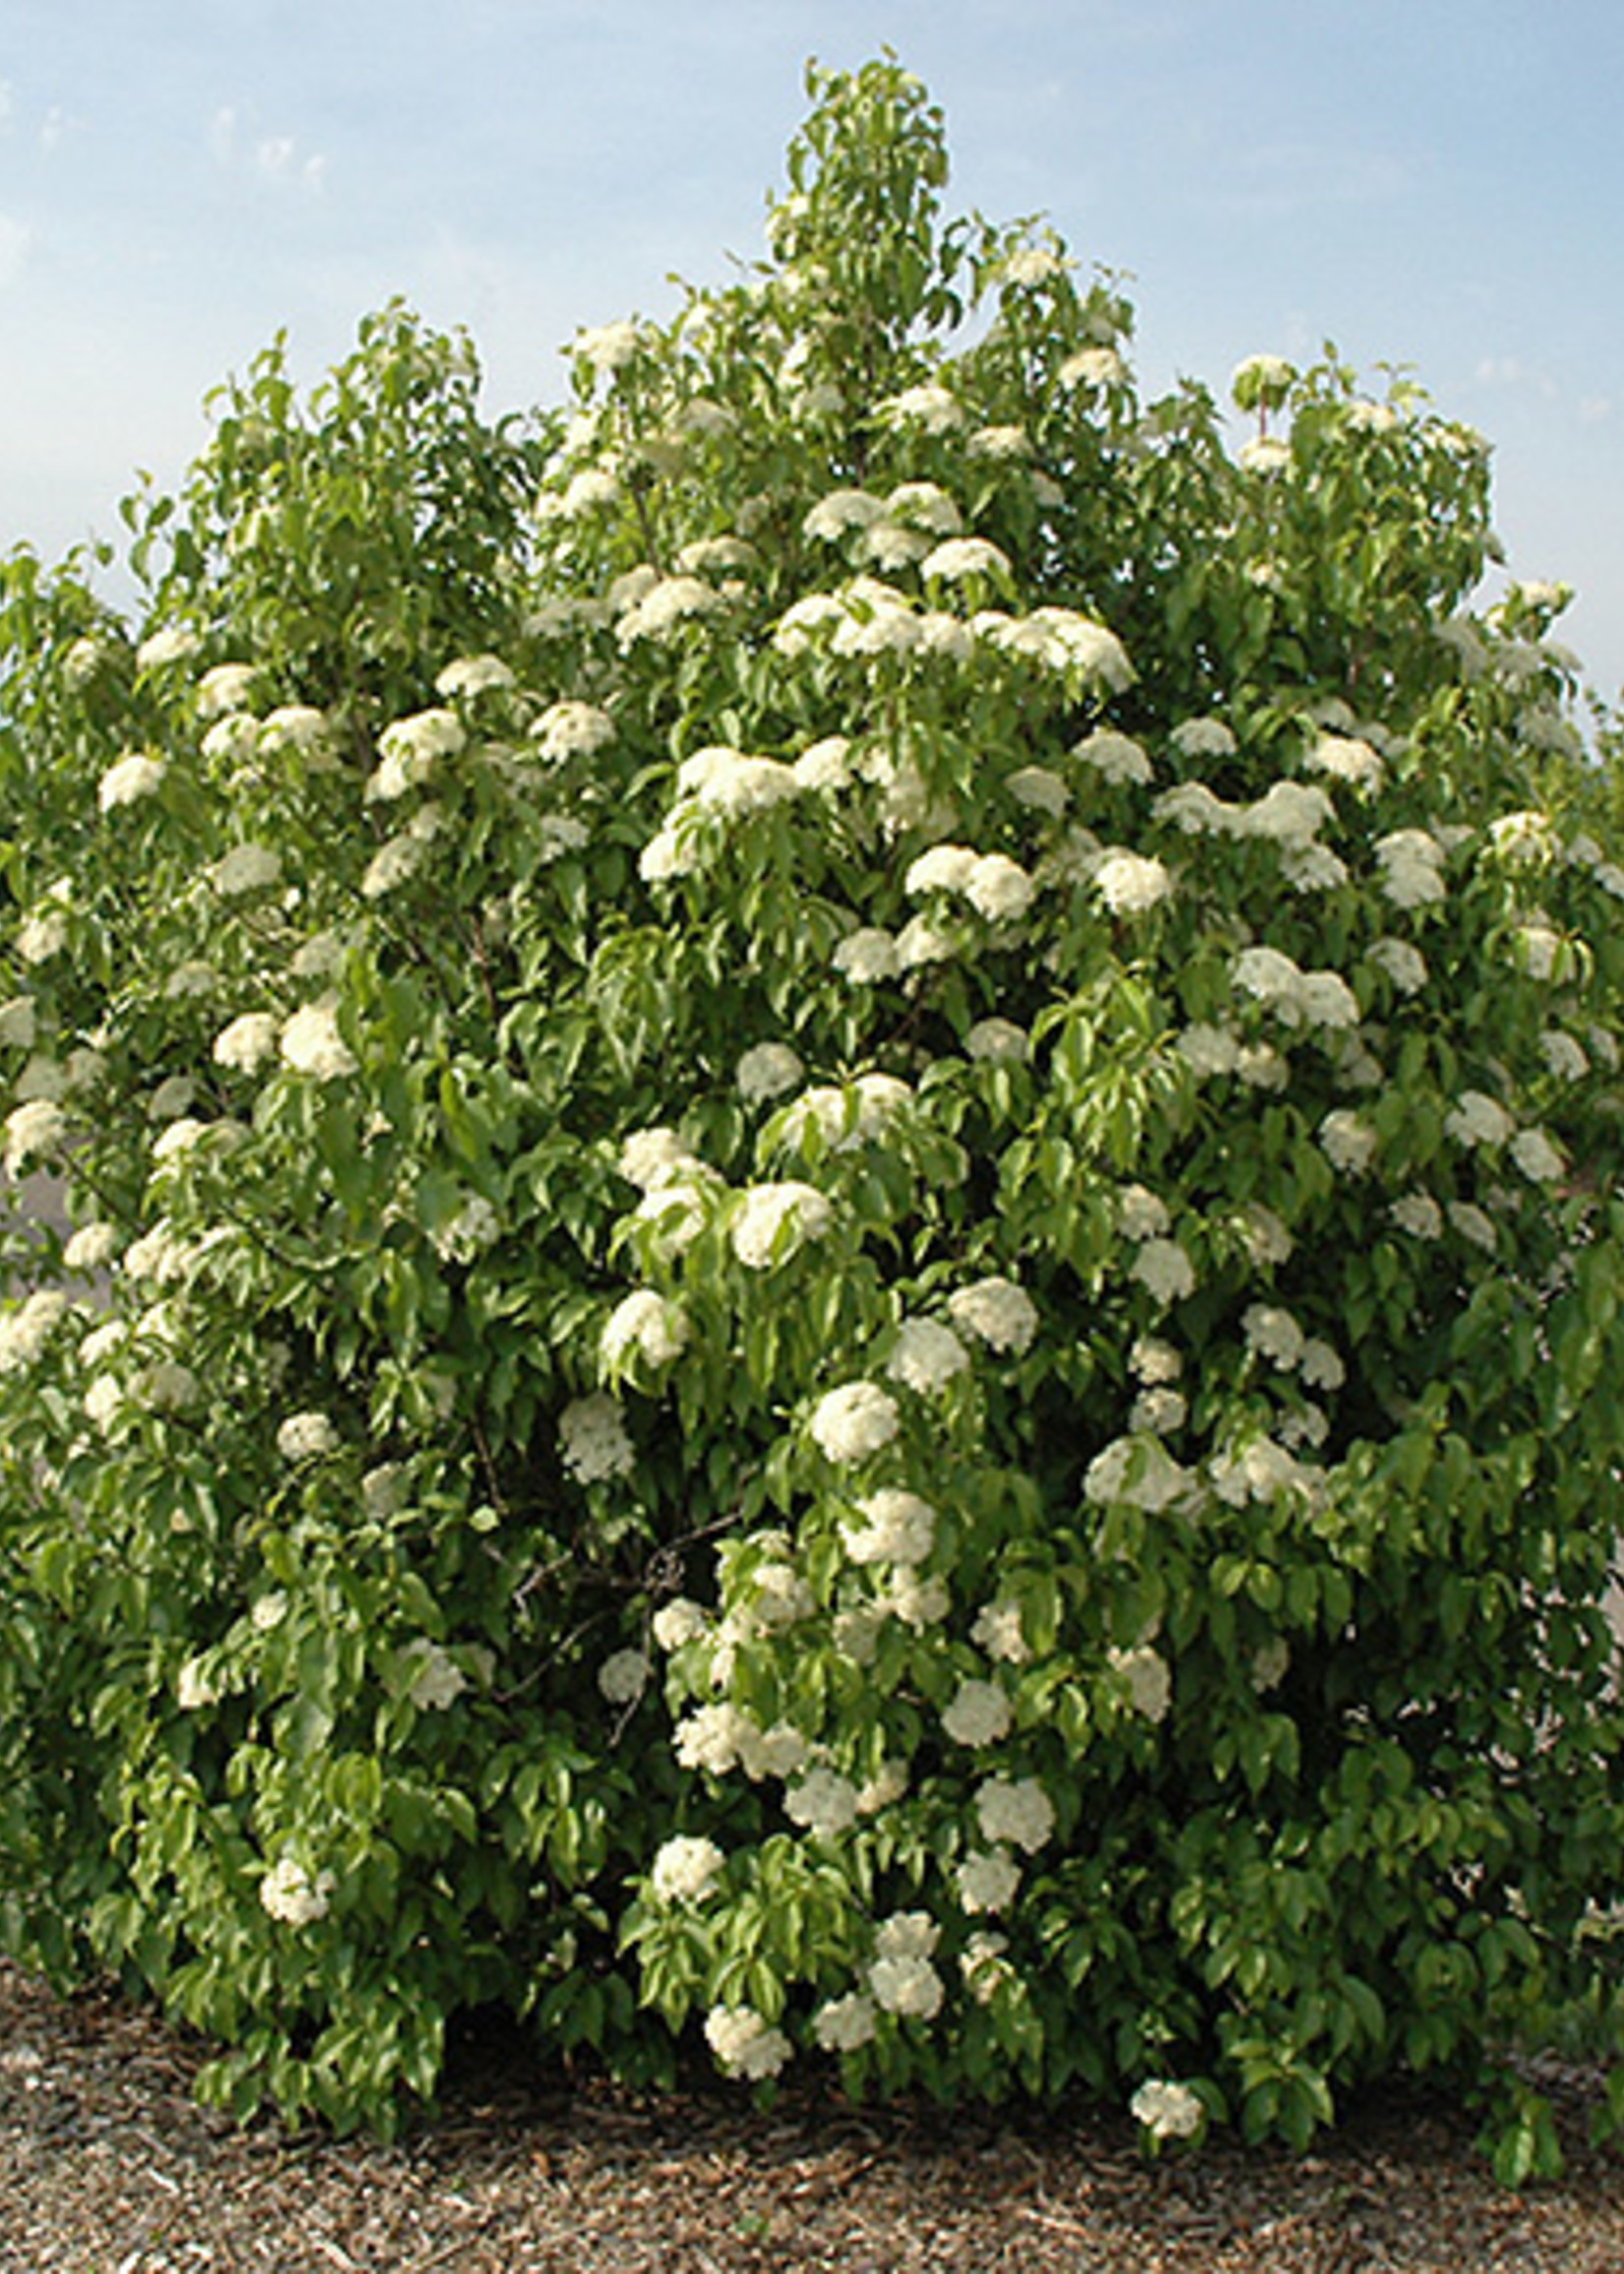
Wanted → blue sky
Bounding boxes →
[4,0,1622,694]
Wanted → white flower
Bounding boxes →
[431,1195,501,1264]
[633,1180,711,1259]
[736,1042,804,1103]
[1318,1110,1377,1175]
[0,1290,68,1374]
[957,1850,1021,1915]
[1251,1637,1291,1693]
[207,842,282,897]
[947,1276,1038,1356]
[1061,344,1126,389]
[1084,1435,1194,1513]
[1131,2079,1203,2141]
[369,708,467,800]
[920,536,1011,583]
[869,1953,945,2020]
[1109,1645,1172,1723]
[277,1410,339,1462]
[964,1019,1029,1064]
[964,853,1036,922]
[1240,437,1292,476]
[279,1003,357,1080]
[212,1013,280,1074]
[1130,1239,1195,1306]
[405,1642,469,1713]
[97,751,166,812]
[1366,938,1428,994]
[135,625,202,672]
[785,1768,860,1838]
[651,1599,707,1653]
[1076,729,1153,787]
[1390,1192,1443,1240]
[896,914,957,969]
[730,1182,834,1269]
[674,1702,753,1777]
[1176,1023,1240,1079]
[1210,1435,1314,1506]
[1131,1336,1183,1384]
[1445,1091,1515,1148]
[1118,1185,1172,1242]
[943,1678,1014,1748]
[809,1381,901,1464]
[1514,923,1565,981]
[1170,717,1236,760]
[844,1488,936,1567]
[1003,764,1069,817]
[975,1776,1056,1853]
[435,653,514,701]
[597,1647,650,1705]
[1448,1199,1499,1252]
[1374,830,1446,909]
[574,319,642,373]
[814,1994,878,2053]
[1509,1126,1565,1183]
[1243,1304,1305,1371]
[967,423,1031,461]
[877,382,966,433]
[704,2006,791,2081]
[260,705,333,763]
[616,575,724,646]
[260,1857,335,1927]
[804,489,887,540]
[559,1393,635,1485]
[833,927,901,984]
[530,700,615,763]
[904,845,978,899]
[1094,849,1174,915]
[601,1289,688,1370]
[63,1221,119,1272]
[1130,1385,1187,1434]
[791,735,853,791]
[4,1098,67,1177]
[0,996,35,1050]
[1305,733,1384,792]
[886,1317,971,1396]
[1539,1029,1589,1082]
[1299,1338,1346,1392]
[651,1836,725,1904]
[971,1602,1031,1665]
[618,1127,701,1193]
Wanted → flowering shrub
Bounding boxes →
[3,57,1624,2176]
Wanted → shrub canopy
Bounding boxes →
[4,56,1624,2177]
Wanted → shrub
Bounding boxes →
[3,56,1624,2176]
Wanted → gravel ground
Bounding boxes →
[5,1959,1624,2273]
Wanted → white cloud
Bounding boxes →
[1580,395,1614,426]
[207,103,325,193]
[0,214,30,288]
[38,106,69,156]
[257,136,296,177]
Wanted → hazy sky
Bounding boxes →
[4,1,1621,692]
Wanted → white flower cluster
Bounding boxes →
[260,1857,335,1927]
[279,1003,357,1080]
[601,1289,689,1370]
[1374,828,1447,909]
[942,1677,1014,1748]
[530,699,615,763]
[207,842,282,898]
[1131,2078,1203,2141]
[868,1911,945,2019]
[650,1835,725,1904]
[1084,1434,1194,1513]
[905,843,1037,924]
[775,1074,911,1155]
[735,1042,804,1102]
[1108,1644,1172,1723]
[946,1275,1038,1355]
[98,751,166,813]
[843,1487,936,1566]
[558,1393,636,1485]
[704,2004,790,2079]
[276,1410,339,1462]
[0,1290,69,1374]
[1232,947,1360,1032]
[730,1181,834,1269]
[369,708,467,801]
[975,1776,1056,1852]
[4,1098,67,1178]
[886,1316,970,1396]
[809,1380,900,1465]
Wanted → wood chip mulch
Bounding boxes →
[5,1958,1624,2273]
